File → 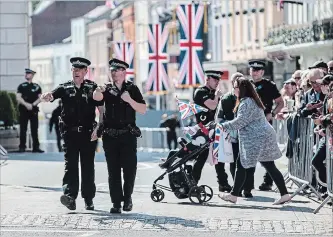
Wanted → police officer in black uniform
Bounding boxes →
[248,60,284,191]
[192,70,232,192]
[93,58,147,214]
[40,57,103,211]
[49,100,63,152]
[16,68,44,153]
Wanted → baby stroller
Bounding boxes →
[150,122,216,204]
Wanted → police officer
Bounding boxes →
[40,57,103,211]
[93,58,147,214]
[248,60,284,191]
[49,100,63,152]
[16,68,44,153]
[192,70,232,193]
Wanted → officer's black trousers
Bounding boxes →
[103,132,137,206]
[62,131,97,200]
[167,131,178,150]
[19,111,40,150]
[55,126,62,152]
[191,146,234,187]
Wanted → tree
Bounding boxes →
[0,91,15,128]
[32,1,41,11]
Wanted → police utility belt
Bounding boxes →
[100,124,142,138]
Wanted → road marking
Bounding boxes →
[1,229,99,235]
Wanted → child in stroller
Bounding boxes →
[150,122,216,204]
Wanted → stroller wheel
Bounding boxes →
[151,189,165,202]
[200,185,213,202]
[188,186,207,204]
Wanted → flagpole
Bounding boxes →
[134,0,149,93]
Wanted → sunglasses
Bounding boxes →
[110,68,125,73]
[293,77,301,80]
[309,80,319,85]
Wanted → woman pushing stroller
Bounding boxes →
[218,77,291,205]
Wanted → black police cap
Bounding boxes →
[25,68,36,74]
[109,58,129,70]
[205,70,223,80]
[308,60,327,70]
[70,57,91,68]
[248,60,266,69]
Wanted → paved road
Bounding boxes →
[0,152,332,236]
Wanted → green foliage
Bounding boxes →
[32,1,41,11]
[8,92,19,124]
[0,91,15,127]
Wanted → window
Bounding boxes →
[225,0,230,46]
[247,18,252,42]
[243,0,249,45]
[66,55,71,72]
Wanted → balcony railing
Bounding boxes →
[264,17,333,47]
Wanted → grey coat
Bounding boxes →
[222,97,282,169]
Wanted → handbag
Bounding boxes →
[218,130,234,163]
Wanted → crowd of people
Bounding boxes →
[185,59,333,205]
[15,56,333,213]
[276,60,333,199]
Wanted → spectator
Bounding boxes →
[298,69,325,117]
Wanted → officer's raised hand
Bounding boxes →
[96,85,106,93]
[121,91,132,103]
[41,92,54,102]
[215,89,223,98]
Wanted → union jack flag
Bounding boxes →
[177,4,205,87]
[213,123,222,160]
[105,0,117,9]
[176,97,207,120]
[146,23,170,94]
[113,42,135,81]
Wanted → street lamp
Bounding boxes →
[205,52,212,60]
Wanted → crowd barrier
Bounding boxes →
[314,128,333,213]
[274,115,332,214]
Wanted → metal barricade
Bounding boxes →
[137,127,169,152]
[137,127,183,152]
[272,118,290,184]
[313,128,333,213]
[272,118,289,153]
[287,117,322,200]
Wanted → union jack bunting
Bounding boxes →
[105,0,117,9]
[146,23,170,94]
[176,98,208,120]
[177,4,205,87]
[113,42,135,81]
[213,123,222,160]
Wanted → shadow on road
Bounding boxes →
[173,201,316,213]
[77,209,206,230]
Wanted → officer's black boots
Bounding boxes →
[32,148,44,153]
[218,184,232,193]
[18,148,25,153]
[258,183,272,191]
[123,198,133,212]
[110,203,122,214]
[84,199,94,210]
[60,195,76,210]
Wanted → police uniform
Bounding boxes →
[49,101,62,152]
[17,68,43,152]
[249,60,281,190]
[51,57,103,211]
[100,58,146,214]
[192,70,232,192]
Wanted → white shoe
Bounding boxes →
[273,194,291,205]
[218,193,237,204]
